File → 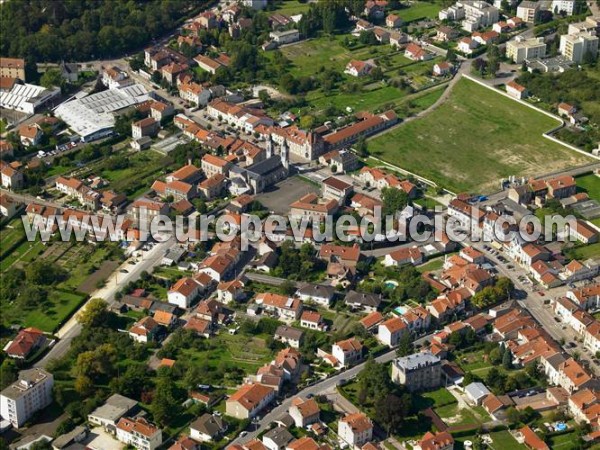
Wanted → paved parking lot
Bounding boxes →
[256,176,318,215]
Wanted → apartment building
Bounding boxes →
[506,36,547,63]
[392,351,441,392]
[560,32,599,63]
[0,369,54,428]
[517,1,540,23]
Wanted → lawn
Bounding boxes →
[179,332,274,383]
[434,403,485,427]
[99,150,171,198]
[368,78,593,194]
[417,257,445,273]
[576,173,600,201]
[3,289,88,332]
[488,430,527,450]
[566,242,600,260]
[392,1,442,22]
[275,0,311,15]
[548,431,578,449]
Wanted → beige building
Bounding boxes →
[516,1,540,23]
[0,57,26,80]
[560,32,599,63]
[225,383,275,419]
[506,36,546,63]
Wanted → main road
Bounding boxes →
[34,238,173,368]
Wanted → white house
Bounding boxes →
[378,317,408,347]
[168,277,201,308]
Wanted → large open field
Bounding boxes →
[368,78,594,193]
[391,1,442,22]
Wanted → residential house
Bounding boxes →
[274,326,304,349]
[256,293,303,321]
[405,43,431,61]
[414,432,454,450]
[332,337,363,367]
[179,82,211,106]
[344,60,374,77]
[386,14,403,28]
[189,414,227,442]
[4,328,45,359]
[225,383,275,419]
[383,246,424,267]
[433,61,453,76]
[296,284,335,307]
[344,290,381,313]
[300,311,325,331]
[338,413,373,449]
[322,176,353,204]
[18,124,43,147]
[262,427,294,450]
[289,397,320,428]
[378,317,408,347]
[506,80,528,99]
[116,417,162,450]
[128,317,160,344]
[458,37,479,54]
[168,277,202,308]
[132,117,159,139]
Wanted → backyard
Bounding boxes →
[390,1,442,22]
[368,78,593,194]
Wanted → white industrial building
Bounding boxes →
[0,83,60,114]
[55,84,150,142]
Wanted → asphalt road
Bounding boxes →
[34,238,173,368]
[231,332,434,445]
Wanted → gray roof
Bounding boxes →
[544,353,567,370]
[275,325,304,341]
[263,426,294,446]
[345,290,381,308]
[465,382,491,400]
[52,426,88,449]
[88,394,137,422]
[246,155,285,178]
[190,413,226,437]
[297,283,335,299]
[394,351,440,372]
[1,368,52,400]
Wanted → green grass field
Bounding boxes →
[576,173,600,201]
[392,1,442,22]
[368,79,593,193]
[99,150,170,198]
[275,0,311,15]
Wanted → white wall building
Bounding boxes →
[0,369,54,428]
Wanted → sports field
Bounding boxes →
[368,78,593,193]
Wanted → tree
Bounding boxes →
[355,136,369,157]
[396,332,413,357]
[370,66,384,81]
[77,298,109,328]
[502,348,513,370]
[152,376,180,426]
[40,69,64,91]
[299,115,315,130]
[74,374,94,396]
[381,187,409,215]
[280,279,296,296]
[376,393,410,434]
